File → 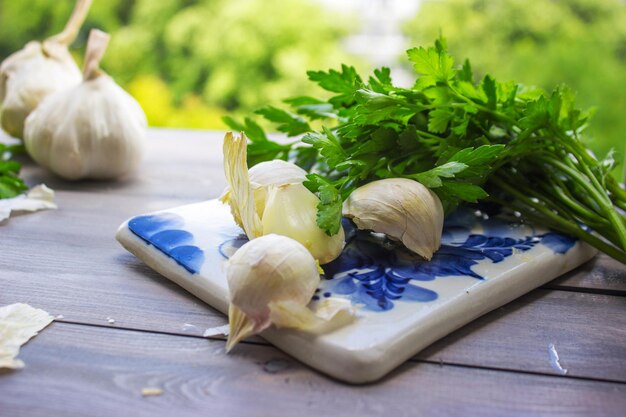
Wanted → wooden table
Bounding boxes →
[1,129,625,416]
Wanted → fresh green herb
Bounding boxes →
[0,143,27,199]
[224,37,626,264]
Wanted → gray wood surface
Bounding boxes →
[1,322,625,417]
[2,128,625,416]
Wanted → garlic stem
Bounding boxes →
[46,0,93,46]
[82,29,110,81]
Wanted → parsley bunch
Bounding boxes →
[224,38,626,264]
[0,143,27,198]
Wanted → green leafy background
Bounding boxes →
[1,0,624,171]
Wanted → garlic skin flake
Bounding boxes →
[0,0,92,139]
[0,303,54,369]
[226,234,355,351]
[24,29,146,180]
[344,178,444,260]
[222,132,344,264]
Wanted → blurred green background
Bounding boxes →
[1,0,624,169]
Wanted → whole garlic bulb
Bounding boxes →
[24,29,146,180]
[226,234,355,351]
[0,0,92,139]
[221,132,344,264]
[344,178,444,260]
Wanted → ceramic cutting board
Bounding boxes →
[116,199,596,383]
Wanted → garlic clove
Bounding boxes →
[344,178,444,260]
[221,131,344,264]
[225,234,356,351]
[0,0,92,139]
[23,29,146,180]
[225,234,319,350]
[248,159,307,186]
[261,183,345,264]
[220,158,307,224]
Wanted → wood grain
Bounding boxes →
[3,224,625,382]
[546,253,626,295]
[1,322,624,417]
[2,128,626,416]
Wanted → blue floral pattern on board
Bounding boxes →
[128,214,205,274]
[215,211,578,312]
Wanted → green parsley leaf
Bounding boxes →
[303,173,343,235]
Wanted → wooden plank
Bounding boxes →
[2,189,626,382]
[545,253,626,295]
[0,322,624,417]
[418,289,626,382]
[3,232,625,383]
[17,129,227,200]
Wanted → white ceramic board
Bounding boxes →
[116,199,596,383]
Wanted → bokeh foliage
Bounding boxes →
[403,0,626,172]
[0,0,356,129]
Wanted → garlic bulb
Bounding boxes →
[226,234,355,351]
[221,132,344,263]
[0,0,92,139]
[344,178,444,260]
[24,29,146,180]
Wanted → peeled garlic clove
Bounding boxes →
[344,178,444,260]
[261,183,345,264]
[24,29,146,180]
[226,234,319,350]
[0,0,92,139]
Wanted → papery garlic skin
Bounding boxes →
[24,76,146,180]
[0,0,92,139]
[344,178,444,260]
[24,30,146,180]
[0,43,81,139]
[262,183,345,264]
[226,234,319,350]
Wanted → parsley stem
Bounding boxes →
[490,176,626,264]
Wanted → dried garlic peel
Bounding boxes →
[344,178,444,260]
[24,29,146,180]
[225,234,356,351]
[221,131,344,264]
[0,184,57,222]
[0,303,54,369]
[0,0,92,139]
